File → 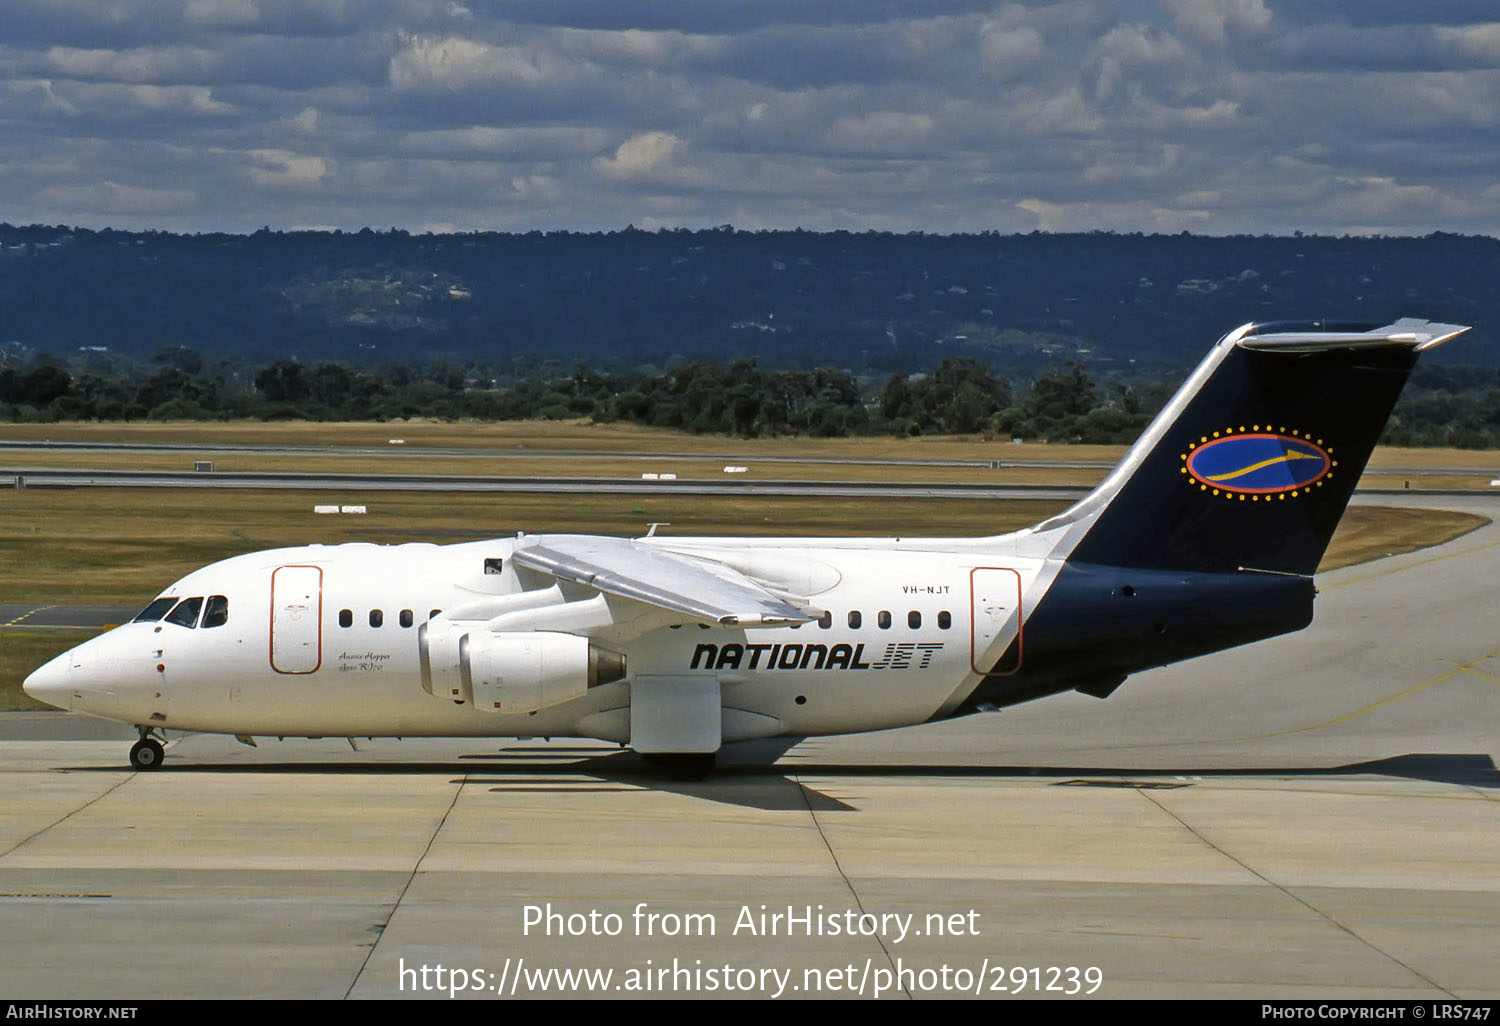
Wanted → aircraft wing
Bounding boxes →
[510,535,814,627]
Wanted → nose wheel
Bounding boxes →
[130,728,166,771]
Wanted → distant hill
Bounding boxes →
[1,225,1495,371]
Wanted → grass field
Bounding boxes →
[7,420,1500,493]
[3,631,78,710]
[0,488,1067,607]
[9,417,1500,467]
[2,485,1484,605]
[3,418,1109,459]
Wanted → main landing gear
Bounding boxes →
[640,752,717,781]
[130,727,166,771]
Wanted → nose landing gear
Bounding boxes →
[130,727,166,771]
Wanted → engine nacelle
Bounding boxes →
[462,631,626,714]
[418,619,469,701]
[422,625,626,713]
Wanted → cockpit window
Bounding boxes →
[201,595,229,629]
[164,597,204,628]
[133,597,178,623]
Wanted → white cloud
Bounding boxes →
[288,106,319,135]
[510,174,559,199]
[1159,0,1271,46]
[1435,23,1500,64]
[52,82,233,115]
[388,33,576,89]
[594,131,683,178]
[1093,23,1188,67]
[562,27,723,67]
[124,83,230,114]
[46,45,220,83]
[244,148,332,188]
[400,125,608,158]
[8,77,232,118]
[4,79,81,116]
[1324,175,1457,228]
[1019,83,1102,135]
[1082,143,1182,183]
[0,0,1493,234]
[34,180,196,214]
[1089,23,1190,101]
[1018,195,1212,232]
[388,35,494,87]
[185,0,259,28]
[827,111,936,153]
[978,23,1043,81]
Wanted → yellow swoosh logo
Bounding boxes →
[1203,450,1321,483]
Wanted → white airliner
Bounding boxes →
[23,319,1468,776]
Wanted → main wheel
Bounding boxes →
[129,738,165,771]
[644,752,716,780]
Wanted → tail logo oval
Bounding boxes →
[1182,429,1335,498]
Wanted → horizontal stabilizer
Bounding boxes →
[1238,318,1469,353]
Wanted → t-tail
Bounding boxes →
[967,318,1471,711]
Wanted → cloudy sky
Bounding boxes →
[1,0,1496,236]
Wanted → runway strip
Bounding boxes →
[4,466,1092,498]
[2,439,1494,477]
[0,604,133,632]
[4,465,1495,501]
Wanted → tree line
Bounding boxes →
[4,346,1498,446]
[1,346,1159,442]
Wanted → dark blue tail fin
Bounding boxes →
[967,319,1469,711]
[1052,319,1470,576]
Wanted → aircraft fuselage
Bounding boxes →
[32,537,1037,744]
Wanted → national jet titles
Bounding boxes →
[24,319,1470,777]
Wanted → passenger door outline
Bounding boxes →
[270,564,323,674]
[969,566,1023,677]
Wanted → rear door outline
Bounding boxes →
[969,566,1023,677]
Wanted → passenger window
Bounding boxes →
[908,610,921,629]
[165,597,203,629]
[369,609,383,628]
[938,610,951,630]
[133,597,177,622]
[339,609,352,628]
[848,611,862,629]
[484,558,504,574]
[430,609,441,620]
[400,609,413,628]
[818,611,832,629]
[202,595,229,628]
[878,610,892,630]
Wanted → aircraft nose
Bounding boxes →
[22,651,75,712]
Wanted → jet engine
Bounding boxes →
[419,622,625,714]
